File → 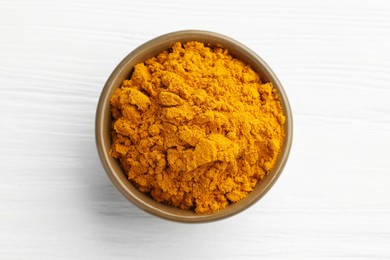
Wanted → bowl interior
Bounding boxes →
[96,30,292,223]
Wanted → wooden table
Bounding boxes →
[1,0,389,259]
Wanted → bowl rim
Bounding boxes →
[95,30,293,223]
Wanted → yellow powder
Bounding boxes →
[110,41,285,213]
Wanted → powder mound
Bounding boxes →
[110,41,285,213]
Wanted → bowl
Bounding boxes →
[96,30,293,223]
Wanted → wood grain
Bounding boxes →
[1,0,390,259]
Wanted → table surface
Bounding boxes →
[1,0,390,259]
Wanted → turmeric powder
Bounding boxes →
[110,41,285,213]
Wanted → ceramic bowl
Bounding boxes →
[96,30,293,223]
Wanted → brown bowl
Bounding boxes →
[96,30,293,223]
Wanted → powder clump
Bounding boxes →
[110,41,285,213]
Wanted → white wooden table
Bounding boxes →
[1,0,389,259]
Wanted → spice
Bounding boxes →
[110,41,285,213]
